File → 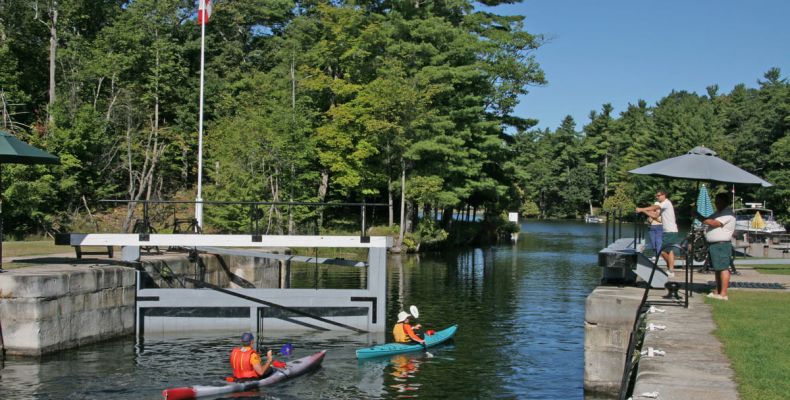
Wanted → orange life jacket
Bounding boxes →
[230,347,259,379]
[393,322,408,343]
[393,322,422,343]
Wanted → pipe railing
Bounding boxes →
[604,209,640,248]
[617,242,689,400]
[99,199,388,239]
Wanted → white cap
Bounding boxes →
[397,311,411,322]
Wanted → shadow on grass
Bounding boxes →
[4,257,128,270]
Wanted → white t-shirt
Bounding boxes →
[659,199,678,233]
[705,207,736,242]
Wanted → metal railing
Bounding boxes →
[617,242,690,400]
[99,199,388,239]
[603,209,642,248]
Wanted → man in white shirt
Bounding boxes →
[637,190,679,276]
[694,192,736,300]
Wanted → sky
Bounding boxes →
[482,0,790,130]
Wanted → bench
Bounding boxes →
[74,245,114,259]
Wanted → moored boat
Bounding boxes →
[356,325,457,359]
[162,350,326,399]
[734,203,786,236]
[584,214,603,223]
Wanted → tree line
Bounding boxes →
[517,69,790,224]
[0,1,787,249]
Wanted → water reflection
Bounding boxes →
[0,221,605,399]
[388,355,421,396]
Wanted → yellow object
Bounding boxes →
[751,211,766,229]
[393,322,408,343]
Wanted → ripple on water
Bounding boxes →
[0,221,604,399]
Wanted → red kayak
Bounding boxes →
[163,350,326,399]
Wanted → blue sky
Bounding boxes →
[483,0,790,130]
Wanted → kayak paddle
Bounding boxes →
[409,306,433,357]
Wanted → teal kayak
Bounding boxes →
[356,325,458,359]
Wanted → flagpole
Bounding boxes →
[195,3,206,229]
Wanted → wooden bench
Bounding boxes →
[74,245,114,259]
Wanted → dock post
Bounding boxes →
[367,245,387,331]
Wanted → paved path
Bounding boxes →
[631,260,787,400]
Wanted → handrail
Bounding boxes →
[99,199,388,206]
[99,199,388,238]
[617,242,690,400]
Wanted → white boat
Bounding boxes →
[585,214,603,223]
[734,203,786,235]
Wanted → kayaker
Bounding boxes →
[393,311,425,346]
[230,332,274,380]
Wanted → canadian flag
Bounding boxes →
[198,0,212,25]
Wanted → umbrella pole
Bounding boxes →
[0,165,3,360]
[0,163,3,273]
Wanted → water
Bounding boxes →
[0,221,607,399]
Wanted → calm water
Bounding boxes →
[0,221,607,399]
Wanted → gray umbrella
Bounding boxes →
[629,146,772,187]
[0,131,60,272]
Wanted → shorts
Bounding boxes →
[661,231,680,256]
[708,241,733,272]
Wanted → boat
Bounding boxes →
[584,214,603,223]
[162,350,326,399]
[734,203,786,236]
[356,325,458,359]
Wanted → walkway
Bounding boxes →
[631,259,788,399]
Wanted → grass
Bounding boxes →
[752,264,790,275]
[708,291,790,400]
[2,262,36,270]
[2,240,64,257]
[290,247,369,260]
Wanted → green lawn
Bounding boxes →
[2,240,63,257]
[752,264,790,275]
[709,291,790,400]
[2,262,36,270]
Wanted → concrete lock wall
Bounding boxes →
[0,266,136,356]
[584,286,644,396]
[139,253,280,289]
[0,251,325,356]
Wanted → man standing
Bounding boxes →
[637,190,679,276]
[694,193,736,300]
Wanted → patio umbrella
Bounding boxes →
[629,146,773,187]
[0,130,60,272]
[751,211,765,229]
[694,184,714,227]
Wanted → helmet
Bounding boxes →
[241,332,254,344]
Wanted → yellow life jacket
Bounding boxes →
[392,322,408,343]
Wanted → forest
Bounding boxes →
[0,1,788,250]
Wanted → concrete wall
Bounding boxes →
[0,266,136,356]
[584,286,644,397]
[139,253,281,289]
[0,250,362,356]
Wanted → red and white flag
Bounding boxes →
[198,0,212,25]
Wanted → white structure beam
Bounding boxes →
[57,233,390,249]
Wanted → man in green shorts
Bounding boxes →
[693,193,735,300]
[637,190,679,276]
